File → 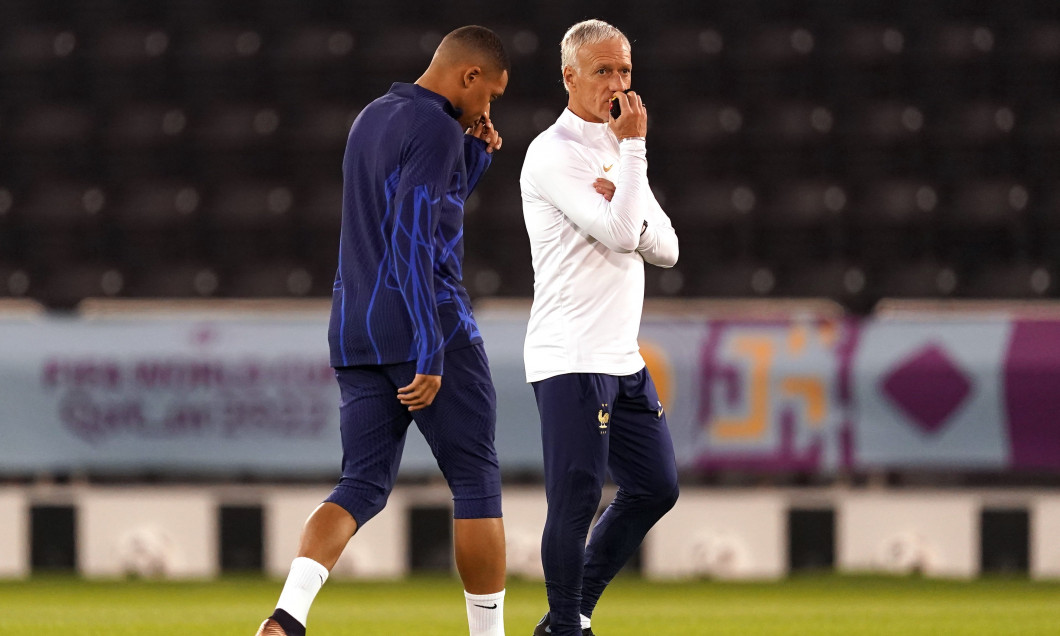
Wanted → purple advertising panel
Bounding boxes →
[1004,321,1060,470]
[4,312,1060,476]
[696,316,1060,473]
[852,319,1012,469]
[695,318,859,473]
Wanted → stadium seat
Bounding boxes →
[480,99,560,147]
[959,260,1053,299]
[356,27,439,73]
[487,25,543,64]
[909,23,1000,99]
[936,179,1030,262]
[189,103,283,177]
[90,24,171,69]
[201,180,297,263]
[0,26,80,71]
[643,263,689,297]
[462,254,533,299]
[461,176,524,239]
[294,178,342,238]
[847,178,938,264]
[755,179,848,262]
[281,101,359,155]
[0,186,16,260]
[1031,185,1060,261]
[16,180,109,265]
[1017,102,1060,148]
[641,24,726,94]
[6,102,93,151]
[918,23,997,65]
[838,100,925,148]
[191,102,282,152]
[666,180,756,260]
[180,26,265,68]
[122,260,221,298]
[109,179,203,264]
[175,26,271,101]
[773,259,870,311]
[460,259,504,299]
[829,23,906,67]
[1012,21,1060,65]
[272,25,357,72]
[103,102,188,150]
[674,253,775,298]
[685,259,778,298]
[735,24,818,69]
[109,180,201,231]
[873,259,960,299]
[225,261,317,298]
[33,261,127,309]
[744,99,835,148]
[0,262,33,298]
[927,100,1017,149]
[669,179,757,228]
[86,23,174,102]
[498,258,534,296]
[293,179,341,280]
[653,99,744,150]
[957,179,1028,227]
[1005,21,1060,101]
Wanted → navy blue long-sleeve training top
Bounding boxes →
[328,82,493,375]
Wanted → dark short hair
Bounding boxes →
[445,25,511,73]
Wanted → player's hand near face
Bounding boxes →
[594,177,616,202]
[467,114,503,153]
[398,373,442,411]
[608,90,647,140]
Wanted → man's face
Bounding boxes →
[566,38,632,123]
[458,68,508,129]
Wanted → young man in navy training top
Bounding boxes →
[255,25,510,636]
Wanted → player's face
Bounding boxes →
[566,38,632,123]
[458,68,508,129]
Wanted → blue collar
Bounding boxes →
[390,82,463,121]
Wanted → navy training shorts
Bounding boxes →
[324,343,502,526]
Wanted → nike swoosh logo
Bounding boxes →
[474,603,498,610]
[603,164,613,172]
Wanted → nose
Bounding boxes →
[608,76,626,92]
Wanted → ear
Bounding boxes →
[462,66,482,89]
[562,65,576,92]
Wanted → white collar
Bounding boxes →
[558,107,616,145]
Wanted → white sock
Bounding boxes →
[581,614,591,629]
[275,556,330,627]
[464,589,505,636]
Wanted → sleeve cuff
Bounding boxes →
[618,137,646,156]
[465,135,488,150]
[418,356,444,377]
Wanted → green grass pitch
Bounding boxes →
[2,574,1059,635]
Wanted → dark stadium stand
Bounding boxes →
[121,260,220,298]
[1,0,1058,311]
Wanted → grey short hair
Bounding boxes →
[560,19,630,76]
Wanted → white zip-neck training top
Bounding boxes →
[519,107,679,383]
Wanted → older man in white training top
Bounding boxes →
[520,18,680,636]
